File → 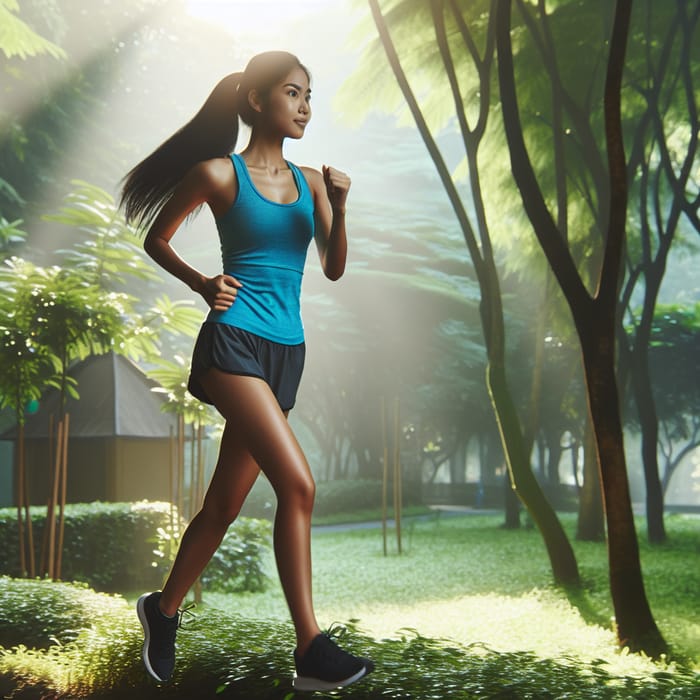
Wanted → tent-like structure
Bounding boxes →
[1,352,179,506]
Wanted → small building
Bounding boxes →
[0,352,179,506]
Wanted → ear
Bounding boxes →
[247,89,263,114]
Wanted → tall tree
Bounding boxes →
[617,0,700,543]
[496,0,666,655]
[349,0,579,584]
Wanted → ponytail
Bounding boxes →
[119,51,310,231]
[119,72,243,229]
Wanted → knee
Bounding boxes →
[278,472,316,513]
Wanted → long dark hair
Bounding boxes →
[119,51,310,229]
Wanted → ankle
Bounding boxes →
[296,628,322,657]
[157,593,179,618]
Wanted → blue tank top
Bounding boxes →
[206,153,315,344]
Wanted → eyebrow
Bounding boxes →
[285,82,312,94]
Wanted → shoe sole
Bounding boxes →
[293,665,369,692]
[136,593,169,683]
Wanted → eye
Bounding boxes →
[288,88,298,98]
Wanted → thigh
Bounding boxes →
[199,369,313,494]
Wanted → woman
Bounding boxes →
[120,50,373,692]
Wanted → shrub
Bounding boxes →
[0,576,126,649]
[0,501,175,591]
[201,517,272,593]
[151,516,273,594]
[1,579,699,699]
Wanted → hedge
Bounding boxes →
[0,501,174,592]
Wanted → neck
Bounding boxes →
[241,132,287,169]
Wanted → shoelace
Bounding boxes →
[177,601,197,629]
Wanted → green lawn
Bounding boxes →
[3,511,699,698]
[202,511,700,670]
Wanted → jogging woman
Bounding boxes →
[120,50,373,692]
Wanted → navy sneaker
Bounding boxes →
[136,591,178,682]
[293,632,374,691]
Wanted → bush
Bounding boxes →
[0,501,175,591]
[0,576,126,649]
[152,517,273,594]
[1,578,699,699]
[201,517,272,593]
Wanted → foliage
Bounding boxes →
[0,257,58,420]
[0,576,124,649]
[151,516,272,595]
[147,354,217,426]
[0,575,699,699]
[201,518,272,594]
[46,180,204,362]
[0,0,65,60]
[0,501,173,591]
[0,217,26,253]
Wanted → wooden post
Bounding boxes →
[177,414,185,529]
[56,413,70,580]
[393,398,402,554]
[381,397,388,556]
[40,415,54,575]
[47,418,63,580]
[168,426,175,534]
[16,422,26,576]
[193,420,205,605]
[188,421,197,521]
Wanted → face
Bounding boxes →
[253,66,312,139]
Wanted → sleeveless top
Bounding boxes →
[206,153,315,344]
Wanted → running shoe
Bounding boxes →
[292,631,374,691]
[136,591,178,682]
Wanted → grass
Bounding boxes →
[2,511,699,698]
[202,511,700,669]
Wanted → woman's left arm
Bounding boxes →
[305,165,350,281]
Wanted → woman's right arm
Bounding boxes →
[143,158,241,311]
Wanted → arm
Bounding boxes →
[304,165,350,281]
[143,158,241,311]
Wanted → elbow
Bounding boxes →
[143,234,160,260]
[324,265,345,282]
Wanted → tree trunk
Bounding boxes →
[630,347,666,543]
[487,358,579,584]
[496,0,666,655]
[369,0,578,585]
[577,414,604,541]
[580,320,666,656]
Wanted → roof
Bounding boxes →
[2,352,179,439]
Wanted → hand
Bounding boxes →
[322,165,351,214]
[201,274,242,311]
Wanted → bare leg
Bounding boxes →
[159,422,260,616]
[199,370,321,654]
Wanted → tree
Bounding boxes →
[496,0,666,655]
[346,0,579,584]
[628,303,700,497]
[617,0,700,543]
[0,256,56,577]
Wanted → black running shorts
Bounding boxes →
[187,322,306,411]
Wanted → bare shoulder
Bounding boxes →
[193,157,235,191]
[299,165,323,192]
